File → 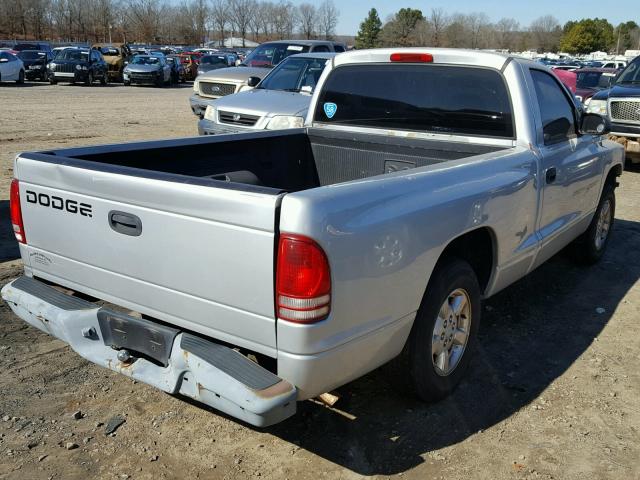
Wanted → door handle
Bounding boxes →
[545,167,557,184]
[108,211,142,237]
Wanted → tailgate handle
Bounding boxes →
[108,211,142,237]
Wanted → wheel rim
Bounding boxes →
[594,199,612,250]
[431,288,472,377]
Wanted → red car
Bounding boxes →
[574,68,618,103]
[552,68,577,94]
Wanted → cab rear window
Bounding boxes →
[315,64,514,138]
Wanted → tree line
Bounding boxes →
[356,8,640,54]
[0,0,339,46]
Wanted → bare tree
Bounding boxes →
[428,7,448,47]
[229,0,255,46]
[271,0,295,38]
[210,0,229,46]
[494,17,519,51]
[297,3,316,39]
[127,0,164,43]
[317,0,338,40]
[529,15,561,52]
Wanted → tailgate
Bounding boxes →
[15,155,282,356]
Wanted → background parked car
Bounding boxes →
[199,52,336,135]
[574,68,618,103]
[93,43,131,82]
[17,50,51,81]
[48,47,108,85]
[12,41,52,56]
[0,51,24,84]
[166,55,186,83]
[179,53,200,80]
[190,40,345,118]
[123,54,172,87]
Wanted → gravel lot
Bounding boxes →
[0,82,639,480]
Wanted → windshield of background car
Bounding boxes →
[315,64,514,138]
[14,43,45,51]
[18,51,45,60]
[58,50,89,61]
[132,56,159,65]
[242,43,310,68]
[100,47,119,56]
[616,59,640,84]
[259,57,328,92]
[201,55,227,65]
[577,71,605,89]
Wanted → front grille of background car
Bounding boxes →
[53,63,75,73]
[130,72,157,82]
[218,111,260,126]
[610,100,640,123]
[199,82,236,97]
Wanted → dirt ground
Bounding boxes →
[0,82,639,480]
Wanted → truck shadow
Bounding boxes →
[0,201,19,261]
[264,218,640,475]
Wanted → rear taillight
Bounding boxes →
[10,179,26,244]
[276,234,331,323]
[390,52,434,63]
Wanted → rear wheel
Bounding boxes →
[387,258,481,401]
[85,71,93,86]
[16,69,24,84]
[123,80,130,86]
[100,73,107,85]
[569,185,615,264]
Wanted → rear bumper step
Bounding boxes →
[1,276,296,427]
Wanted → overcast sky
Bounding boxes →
[291,0,639,36]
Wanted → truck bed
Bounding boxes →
[32,128,507,192]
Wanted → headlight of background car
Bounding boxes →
[204,105,216,121]
[266,115,304,130]
[193,80,199,92]
[586,99,607,115]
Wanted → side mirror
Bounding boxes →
[247,76,261,87]
[580,113,610,136]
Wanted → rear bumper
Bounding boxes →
[1,276,296,427]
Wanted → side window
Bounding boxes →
[313,45,330,53]
[530,69,576,146]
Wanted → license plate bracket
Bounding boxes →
[97,309,179,367]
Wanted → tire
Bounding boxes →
[16,70,24,84]
[123,80,130,86]
[100,73,107,85]
[570,185,615,264]
[85,72,93,86]
[387,258,481,402]
[49,77,57,85]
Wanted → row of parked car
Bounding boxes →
[0,40,252,87]
[188,40,347,134]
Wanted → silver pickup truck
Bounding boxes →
[2,48,623,427]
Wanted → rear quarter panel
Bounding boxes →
[277,147,540,358]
